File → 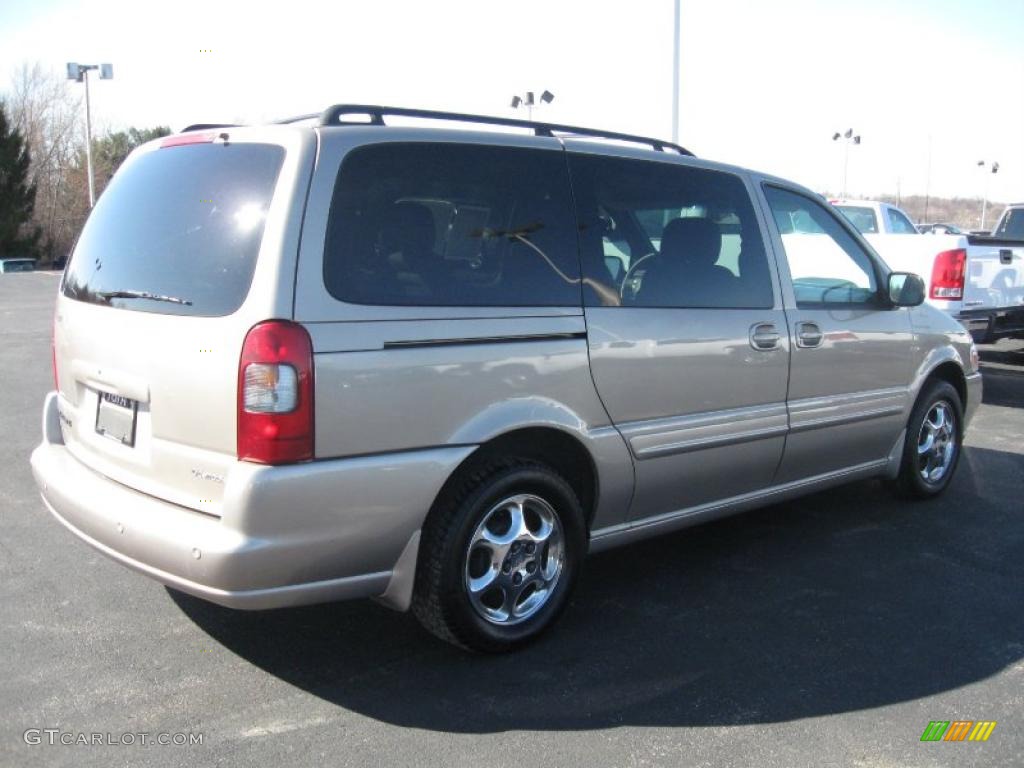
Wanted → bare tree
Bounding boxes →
[6,62,87,264]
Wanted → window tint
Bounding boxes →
[886,208,918,234]
[995,208,1024,239]
[835,205,879,234]
[323,143,581,307]
[62,143,284,316]
[765,186,880,307]
[568,154,773,309]
[2,259,35,272]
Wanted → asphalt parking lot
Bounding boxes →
[1,272,1021,768]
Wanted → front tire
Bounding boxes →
[893,380,963,499]
[412,459,586,653]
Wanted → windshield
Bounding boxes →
[835,205,879,234]
[1,259,35,272]
[62,142,285,316]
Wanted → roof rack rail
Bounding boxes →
[274,113,320,125]
[316,104,693,156]
[182,123,240,133]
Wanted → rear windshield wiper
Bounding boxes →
[96,289,193,306]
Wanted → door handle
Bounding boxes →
[795,321,823,349]
[749,322,780,350]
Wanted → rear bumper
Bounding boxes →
[957,306,1024,342]
[31,392,473,610]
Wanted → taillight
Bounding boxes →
[930,248,967,299]
[51,315,59,392]
[237,321,314,464]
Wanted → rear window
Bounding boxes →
[62,142,285,316]
[995,208,1024,240]
[323,143,581,307]
[835,205,879,234]
[886,207,918,234]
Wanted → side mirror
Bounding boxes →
[888,272,926,307]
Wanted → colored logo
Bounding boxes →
[920,721,997,742]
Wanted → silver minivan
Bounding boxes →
[31,105,981,652]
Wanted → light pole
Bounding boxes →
[976,160,999,231]
[66,62,113,208]
[510,90,554,121]
[672,0,680,144]
[832,129,861,198]
[923,134,933,223]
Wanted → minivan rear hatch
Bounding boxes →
[53,129,312,515]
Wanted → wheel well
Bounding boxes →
[435,428,598,530]
[924,361,967,408]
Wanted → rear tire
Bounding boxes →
[412,459,585,653]
[892,380,963,499]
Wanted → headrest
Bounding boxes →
[385,201,436,254]
[660,218,722,266]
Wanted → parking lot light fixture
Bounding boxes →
[66,61,113,208]
[832,129,862,198]
[977,160,1000,230]
[510,90,554,120]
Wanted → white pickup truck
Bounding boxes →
[833,200,1024,342]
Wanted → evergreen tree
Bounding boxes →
[0,101,40,259]
[90,125,171,196]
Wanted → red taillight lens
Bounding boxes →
[930,248,967,299]
[237,321,314,464]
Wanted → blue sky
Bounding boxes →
[1,0,1021,203]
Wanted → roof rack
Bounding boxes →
[274,113,320,125]
[314,104,693,156]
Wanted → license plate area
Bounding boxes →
[95,391,138,447]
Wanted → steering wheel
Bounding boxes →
[620,252,658,303]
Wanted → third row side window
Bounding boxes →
[323,143,581,307]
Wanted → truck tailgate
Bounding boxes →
[962,238,1024,311]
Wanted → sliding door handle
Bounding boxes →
[795,321,823,348]
[749,322,780,350]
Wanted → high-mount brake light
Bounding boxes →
[160,132,217,148]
